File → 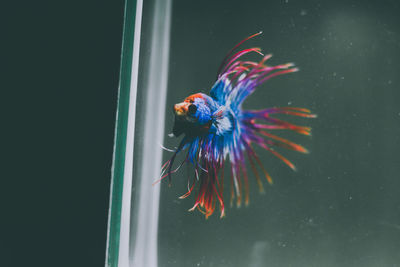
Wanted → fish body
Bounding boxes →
[161,33,316,218]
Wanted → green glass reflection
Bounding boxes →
[105,0,137,266]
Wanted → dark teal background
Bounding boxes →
[3,1,124,266]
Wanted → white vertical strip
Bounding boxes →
[118,0,143,266]
[131,0,172,266]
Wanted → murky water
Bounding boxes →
[157,1,400,266]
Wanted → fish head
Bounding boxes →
[172,93,213,137]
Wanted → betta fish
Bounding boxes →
[159,32,316,218]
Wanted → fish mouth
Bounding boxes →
[172,102,189,137]
[173,102,189,116]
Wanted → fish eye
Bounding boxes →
[188,104,197,115]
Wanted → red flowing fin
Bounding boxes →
[281,107,312,113]
[264,107,317,118]
[266,140,307,154]
[239,160,250,206]
[153,158,187,186]
[259,130,309,153]
[212,180,225,218]
[248,144,273,185]
[188,201,199,212]
[218,161,225,198]
[187,161,225,218]
[229,165,235,207]
[246,151,265,193]
[258,53,273,66]
[230,65,252,81]
[232,162,243,208]
[273,107,313,113]
[179,176,196,199]
[260,117,312,135]
[165,139,187,185]
[205,183,217,219]
[213,163,225,217]
[160,159,171,171]
[230,162,243,207]
[189,171,207,212]
[221,48,263,76]
[217,32,263,78]
[196,205,207,215]
[277,111,317,118]
[253,124,289,130]
[259,143,297,171]
[152,171,172,186]
[240,61,260,68]
[246,54,273,77]
[256,67,299,86]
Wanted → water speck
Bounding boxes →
[288,101,292,105]
[300,9,307,16]
[333,72,337,77]
[278,241,287,247]
[388,80,392,84]
[349,196,353,200]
